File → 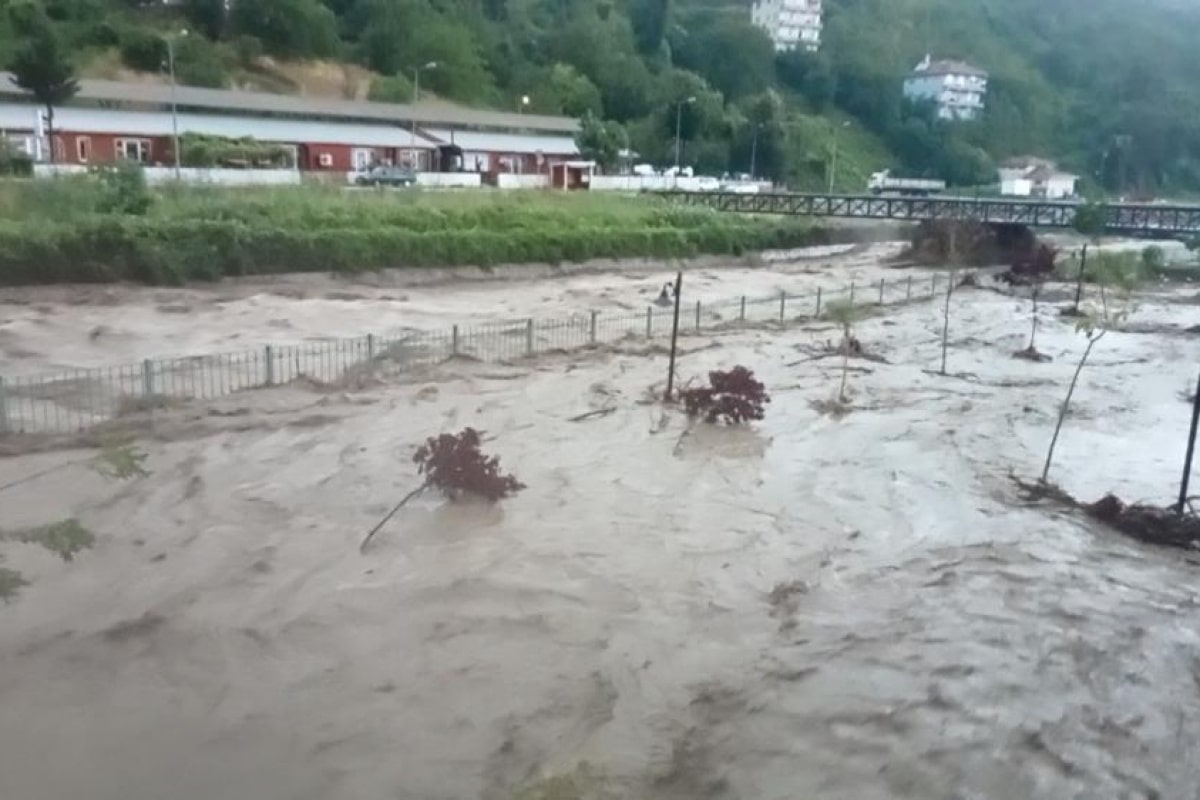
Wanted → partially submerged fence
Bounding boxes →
[0,273,943,437]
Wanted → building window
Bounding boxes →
[115,138,150,163]
[76,136,91,163]
[352,148,373,170]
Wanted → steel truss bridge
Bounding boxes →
[661,191,1200,237]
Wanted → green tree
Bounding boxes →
[7,9,77,164]
[536,63,601,117]
[629,0,669,55]
[672,11,773,101]
[184,0,227,40]
[230,0,339,58]
[575,112,623,171]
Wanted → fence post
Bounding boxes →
[906,275,913,299]
[779,290,787,322]
[0,376,8,434]
[695,300,702,331]
[265,345,274,386]
[589,310,598,344]
[849,280,856,307]
[645,307,653,338]
[142,359,154,397]
[932,273,938,295]
[740,296,746,322]
[878,278,885,304]
[367,333,375,362]
[452,324,460,357]
[816,286,822,317]
[526,318,534,355]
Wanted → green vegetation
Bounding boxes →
[0,560,27,602]
[0,180,822,285]
[90,433,150,481]
[9,518,96,562]
[4,0,1198,192]
[179,133,294,168]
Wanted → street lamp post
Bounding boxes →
[827,120,849,194]
[674,96,696,174]
[749,123,763,180]
[411,61,438,169]
[520,95,530,113]
[166,29,188,180]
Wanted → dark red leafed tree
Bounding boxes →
[414,428,525,500]
[680,366,770,424]
[361,428,524,551]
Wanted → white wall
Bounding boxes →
[589,176,762,193]
[1042,176,1077,199]
[416,172,482,188]
[1000,176,1033,197]
[34,163,302,185]
[496,173,549,189]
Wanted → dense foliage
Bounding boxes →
[0,181,822,284]
[2,0,1198,192]
[414,428,525,501]
[681,366,770,424]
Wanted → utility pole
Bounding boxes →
[749,124,762,180]
[166,29,188,179]
[827,120,849,194]
[674,96,696,175]
[665,271,683,400]
[1178,368,1200,513]
[412,62,438,169]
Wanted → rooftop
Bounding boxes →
[910,55,988,79]
[0,74,579,135]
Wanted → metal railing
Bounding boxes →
[0,274,942,436]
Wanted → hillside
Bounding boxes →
[2,0,1199,193]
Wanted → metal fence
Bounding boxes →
[0,273,943,437]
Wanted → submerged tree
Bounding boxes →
[825,299,861,402]
[361,428,524,551]
[680,366,770,424]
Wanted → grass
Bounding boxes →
[7,519,97,562]
[0,180,823,285]
[0,562,28,603]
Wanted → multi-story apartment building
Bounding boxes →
[751,0,822,52]
[902,55,988,121]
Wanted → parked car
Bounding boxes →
[355,166,417,187]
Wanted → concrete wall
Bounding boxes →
[589,176,762,193]
[34,163,302,185]
[416,172,482,188]
[496,173,549,189]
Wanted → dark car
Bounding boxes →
[355,166,417,187]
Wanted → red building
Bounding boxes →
[0,74,580,175]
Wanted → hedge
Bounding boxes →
[0,217,825,286]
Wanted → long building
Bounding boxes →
[901,56,988,121]
[0,75,580,175]
[750,0,822,52]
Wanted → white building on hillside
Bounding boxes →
[902,55,988,121]
[998,157,1079,199]
[751,0,822,52]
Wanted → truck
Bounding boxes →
[867,170,946,196]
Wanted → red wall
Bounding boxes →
[55,132,173,166]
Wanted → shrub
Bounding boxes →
[119,28,168,72]
[92,163,152,215]
[680,366,770,424]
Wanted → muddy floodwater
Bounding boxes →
[2,245,1200,800]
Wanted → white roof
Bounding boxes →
[0,103,444,148]
[422,128,578,156]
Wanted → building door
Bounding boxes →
[352,148,373,171]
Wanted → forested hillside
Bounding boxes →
[2,0,1199,193]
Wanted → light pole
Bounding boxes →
[827,120,849,194]
[674,96,696,174]
[166,29,188,180]
[519,95,530,113]
[411,61,438,168]
[749,123,763,180]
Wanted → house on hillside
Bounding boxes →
[998,157,1079,199]
[0,76,579,177]
[902,55,988,121]
[751,0,822,52]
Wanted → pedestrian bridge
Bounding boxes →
[661,191,1200,237]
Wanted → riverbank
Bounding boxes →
[0,180,825,286]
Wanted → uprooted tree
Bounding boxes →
[1010,245,1057,362]
[680,366,770,424]
[825,299,862,402]
[360,428,525,551]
